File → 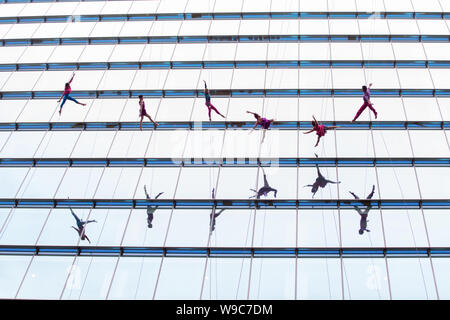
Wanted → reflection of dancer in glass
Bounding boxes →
[247,110,275,143]
[210,188,225,233]
[250,167,278,199]
[303,115,339,147]
[352,83,377,122]
[58,72,86,115]
[304,154,340,198]
[70,207,96,243]
[138,95,159,131]
[144,185,164,228]
[203,80,226,122]
[349,185,375,235]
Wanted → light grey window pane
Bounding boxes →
[157,0,188,13]
[122,209,171,247]
[299,20,329,35]
[0,132,10,152]
[239,20,269,36]
[297,258,342,300]
[338,168,378,199]
[128,0,159,14]
[226,98,263,122]
[412,0,442,12]
[120,98,156,122]
[332,69,366,89]
[423,43,450,61]
[271,0,299,12]
[249,258,296,300]
[72,1,105,16]
[392,43,426,60]
[377,167,420,199]
[48,45,85,64]
[146,130,188,159]
[209,210,254,248]
[424,210,450,247]
[388,258,437,300]
[329,0,356,11]
[0,131,45,158]
[176,167,218,199]
[204,43,236,61]
[355,0,385,12]
[431,258,450,299]
[172,43,206,61]
[202,258,250,300]
[183,130,224,158]
[101,1,132,15]
[298,210,340,247]
[55,168,103,199]
[417,20,449,35]
[191,97,228,122]
[85,99,126,122]
[95,168,142,199]
[383,0,413,11]
[329,20,360,35]
[409,131,449,158]
[216,168,257,199]
[0,168,29,198]
[179,20,211,36]
[403,98,442,121]
[46,2,77,16]
[196,69,233,90]
[131,70,168,90]
[299,98,333,121]
[265,69,298,89]
[109,131,152,158]
[0,208,49,245]
[33,70,73,92]
[299,69,332,88]
[388,20,420,35]
[149,21,182,37]
[429,69,450,90]
[369,98,405,121]
[253,210,296,247]
[383,210,429,247]
[0,46,27,64]
[35,131,80,158]
[185,0,216,13]
[2,71,41,92]
[108,257,162,300]
[32,22,66,39]
[264,98,298,121]
[0,25,12,39]
[341,209,385,247]
[97,70,136,91]
[62,70,104,91]
[71,131,115,158]
[336,130,374,157]
[439,98,450,121]
[209,20,240,35]
[259,131,298,158]
[140,44,176,62]
[242,0,271,12]
[334,98,366,121]
[0,100,27,122]
[109,44,146,62]
[361,43,394,60]
[0,256,32,299]
[154,98,191,122]
[17,256,74,300]
[213,0,243,13]
[78,45,116,63]
[18,46,55,63]
[231,69,266,90]
[364,69,399,89]
[299,131,336,158]
[267,43,299,61]
[165,209,209,247]
[235,42,267,61]
[135,168,180,200]
[4,23,39,39]
[155,257,205,300]
[61,22,96,38]
[0,3,25,17]
[90,21,125,38]
[331,43,362,61]
[342,259,390,300]
[269,20,299,36]
[17,168,65,198]
[299,0,327,12]
[416,168,450,199]
[82,209,130,246]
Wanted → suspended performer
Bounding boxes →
[249,167,278,199]
[203,80,226,122]
[349,185,375,235]
[58,72,86,115]
[144,185,164,228]
[69,207,97,244]
[138,95,159,130]
[303,115,339,148]
[352,83,377,122]
[304,154,341,198]
[246,110,275,143]
[209,188,225,233]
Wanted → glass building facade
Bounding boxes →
[0,0,449,300]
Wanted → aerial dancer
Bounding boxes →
[349,185,376,235]
[144,185,164,228]
[203,80,226,122]
[69,207,97,243]
[209,188,225,233]
[304,154,341,198]
[58,72,86,115]
[352,83,377,122]
[138,95,159,130]
[303,115,339,147]
[249,167,278,199]
[246,110,275,143]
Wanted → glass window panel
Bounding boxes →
[222,130,262,158]
[0,256,32,299]
[341,208,385,247]
[120,97,156,122]
[135,168,180,200]
[157,0,188,13]
[179,20,211,36]
[213,0,243,13]
[330,43,362,61]
[2,71,41,92]
[209,210,254,248]
[17,256,74,300]
[249,258,296,300]
[338,167,378,199]
[429,69,450,90]
[95,168,142,199]
[0,46,26,64]
[0,72,12,91]
[34,131,80,158]
[361,43,394,60]
[101,1,132,15]
[231,69,266,90]
[437,98,450,121]
[334,98,369,121]
[383,210,429,247]
[108,257,162,300]
[299,0,328,12]
[17,3,51,16]
[416,167,450,199]
[364,69,399,89]
[367,97,405,121]
[297,258,342,300]
[55,168,103,199]
[155,257,205,300]
[72,1,105,16]
[83,209,130,247]
[122,209,171,247]
[48,45,85,63]
[0,132,11,151]
[0,3,25,17]
[0,100,27,122]
[0,208,49,245]
[70,131,115,158]
[267,43,299,61]
[85,99,126,122]
[78,45,116,63]
[0,168,29,198]
[441,0,450,12]
[32,22,66,39]
[149,21,182,37]
[329,20,360,35]
[299,98,334,121]
[108,131,152,158]
[299,69,332,89]
[18,46,56,64]
[299,20,329,35]
[165,209,209,247]
[392,43,426,61]
[238,20,270,36]
[423,43,450,61]
[358,19,390,35]
[185,0,216,13]
[342,259,390,300]
[65,70,104,91]
[191,96,228,122]
[299,131,336,158]
[271,0,299,12]
[411,0,442,12]
[204,43,237,61]
[209,20,240,35]
[424,210,450,247]
[269,20,299,36]
[183,130,224,158]
[417,20,448,35]
[154,98,192,122]
[145,130,188,159]
[409,131,449,157]
[119,21,153,37]
[203,258,250,300]
[298,210,340,247]
[140,44,176,62]
[0,24,12,39]
[97,70,136,90]
[336,130,374,157]
[216,167,257,199]
[377,167,421,199]
[259,131,298,158]
[332,69,366,89]
[403,98,441,121]
[235,43,267,61]
[226,97,263,121]
[383,0,413,11]
[0,132,46,158]
[90,21,125,38]
[46,2,78,16]
[432,258,450,299]
[128,0,159,14]
[388,20,420,35]
[109,44,146,62]
[264,98,298,121]
[131,70,169,90]
[355,0,386,12]
[172,43,206,61]
[298,167,339,199]
[388,258,437,300]
[33,70,74,92]
[265,69,298,89]
[61,22,97,38]
[372,131,413,158]
[175,167,218,199]
[253,209,296,247]
[242,0,271,12]
[328,0,356,11]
